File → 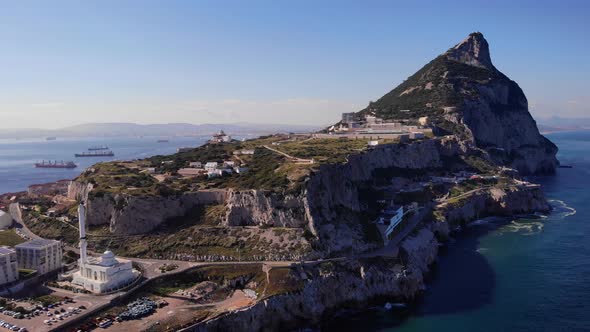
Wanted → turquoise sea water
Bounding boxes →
[326,131,590,332]
[0,136,209,194]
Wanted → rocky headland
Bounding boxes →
[16,32,557,331]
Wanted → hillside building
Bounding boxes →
[0,247,18,286]
[15,239,62,275]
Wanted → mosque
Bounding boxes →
[71,203,139,294]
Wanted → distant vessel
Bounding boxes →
[88,145,109,151]
[75,150,115,157]
[34,160,77,169]
[157,139,169,143]
[45,137,57,141]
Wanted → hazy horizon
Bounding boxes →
[1,0,588,129]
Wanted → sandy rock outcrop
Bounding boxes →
[222,190,306,227]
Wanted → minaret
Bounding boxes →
[78,202,88,265]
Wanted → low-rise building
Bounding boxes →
[189,162,202,168]
[233,149,255,155]
[15,239,62,275]
[0,247,18,286]
[234,166,249,174]
[223,161,236,167]
[377,206,405,239]
[210,130,232,143]
[204,162,218,171]
[367,140,379,148]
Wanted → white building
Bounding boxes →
[204,162,218,171]
[189,161,202,168]
[72,203,138,294]
[0,210,12,229]
[15,239,62,275]
[377,206,405,239]
[0,247,18,286]
[233,149,255,155]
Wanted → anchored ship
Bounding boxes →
[75,150,115,157]
[88,145,110,151]
[34,160,77,169]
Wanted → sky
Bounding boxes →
[0,0,588,129]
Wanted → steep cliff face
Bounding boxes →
[70,185,309,235]
[358,32,558,175]
[223,190,307,228]
[190,233,438,332]
[304,136,468,255]
[186,184,551,331]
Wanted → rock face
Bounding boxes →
[223,190,306,228]
[69,185,310,235]
[190,235,436,332]
[357,32,558,175]
[304,136,469,255]
[441,186,550,225]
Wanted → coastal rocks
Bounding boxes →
[439,185,550,226]
[189,225,443,332]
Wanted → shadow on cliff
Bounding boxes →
[413,223,496,317]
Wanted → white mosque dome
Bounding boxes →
[99,250,118,266]
[0,210,12,229]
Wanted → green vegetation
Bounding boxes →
[24,214,79,245]
[34,294,64,307]
[0,229,25,247]
[264,267,305,298]
[273,138,370,164]
[79,162,163,197]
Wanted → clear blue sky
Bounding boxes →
[0,0,588,128]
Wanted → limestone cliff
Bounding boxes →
[189,231,438,332]
[358,32,558,175]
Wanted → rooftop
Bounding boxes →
[0,246,15,255]
[15,238,60,249]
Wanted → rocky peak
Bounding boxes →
[445,32,494,70]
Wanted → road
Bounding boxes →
[262,145,314,164]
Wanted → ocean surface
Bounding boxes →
[0,136,210,194]
[326,130,590,331]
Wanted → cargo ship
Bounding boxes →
[75,150,115,157]
[157,139,169,143]
[88,145,109,151]
[34,160,77,169]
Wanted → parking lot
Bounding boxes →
[0,289,114,332]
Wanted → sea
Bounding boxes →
[1,132,589,331]
[325,130,590,331]
[0,136,210,194]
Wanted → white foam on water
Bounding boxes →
[498,219,544,236]
[548,199,577,219]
